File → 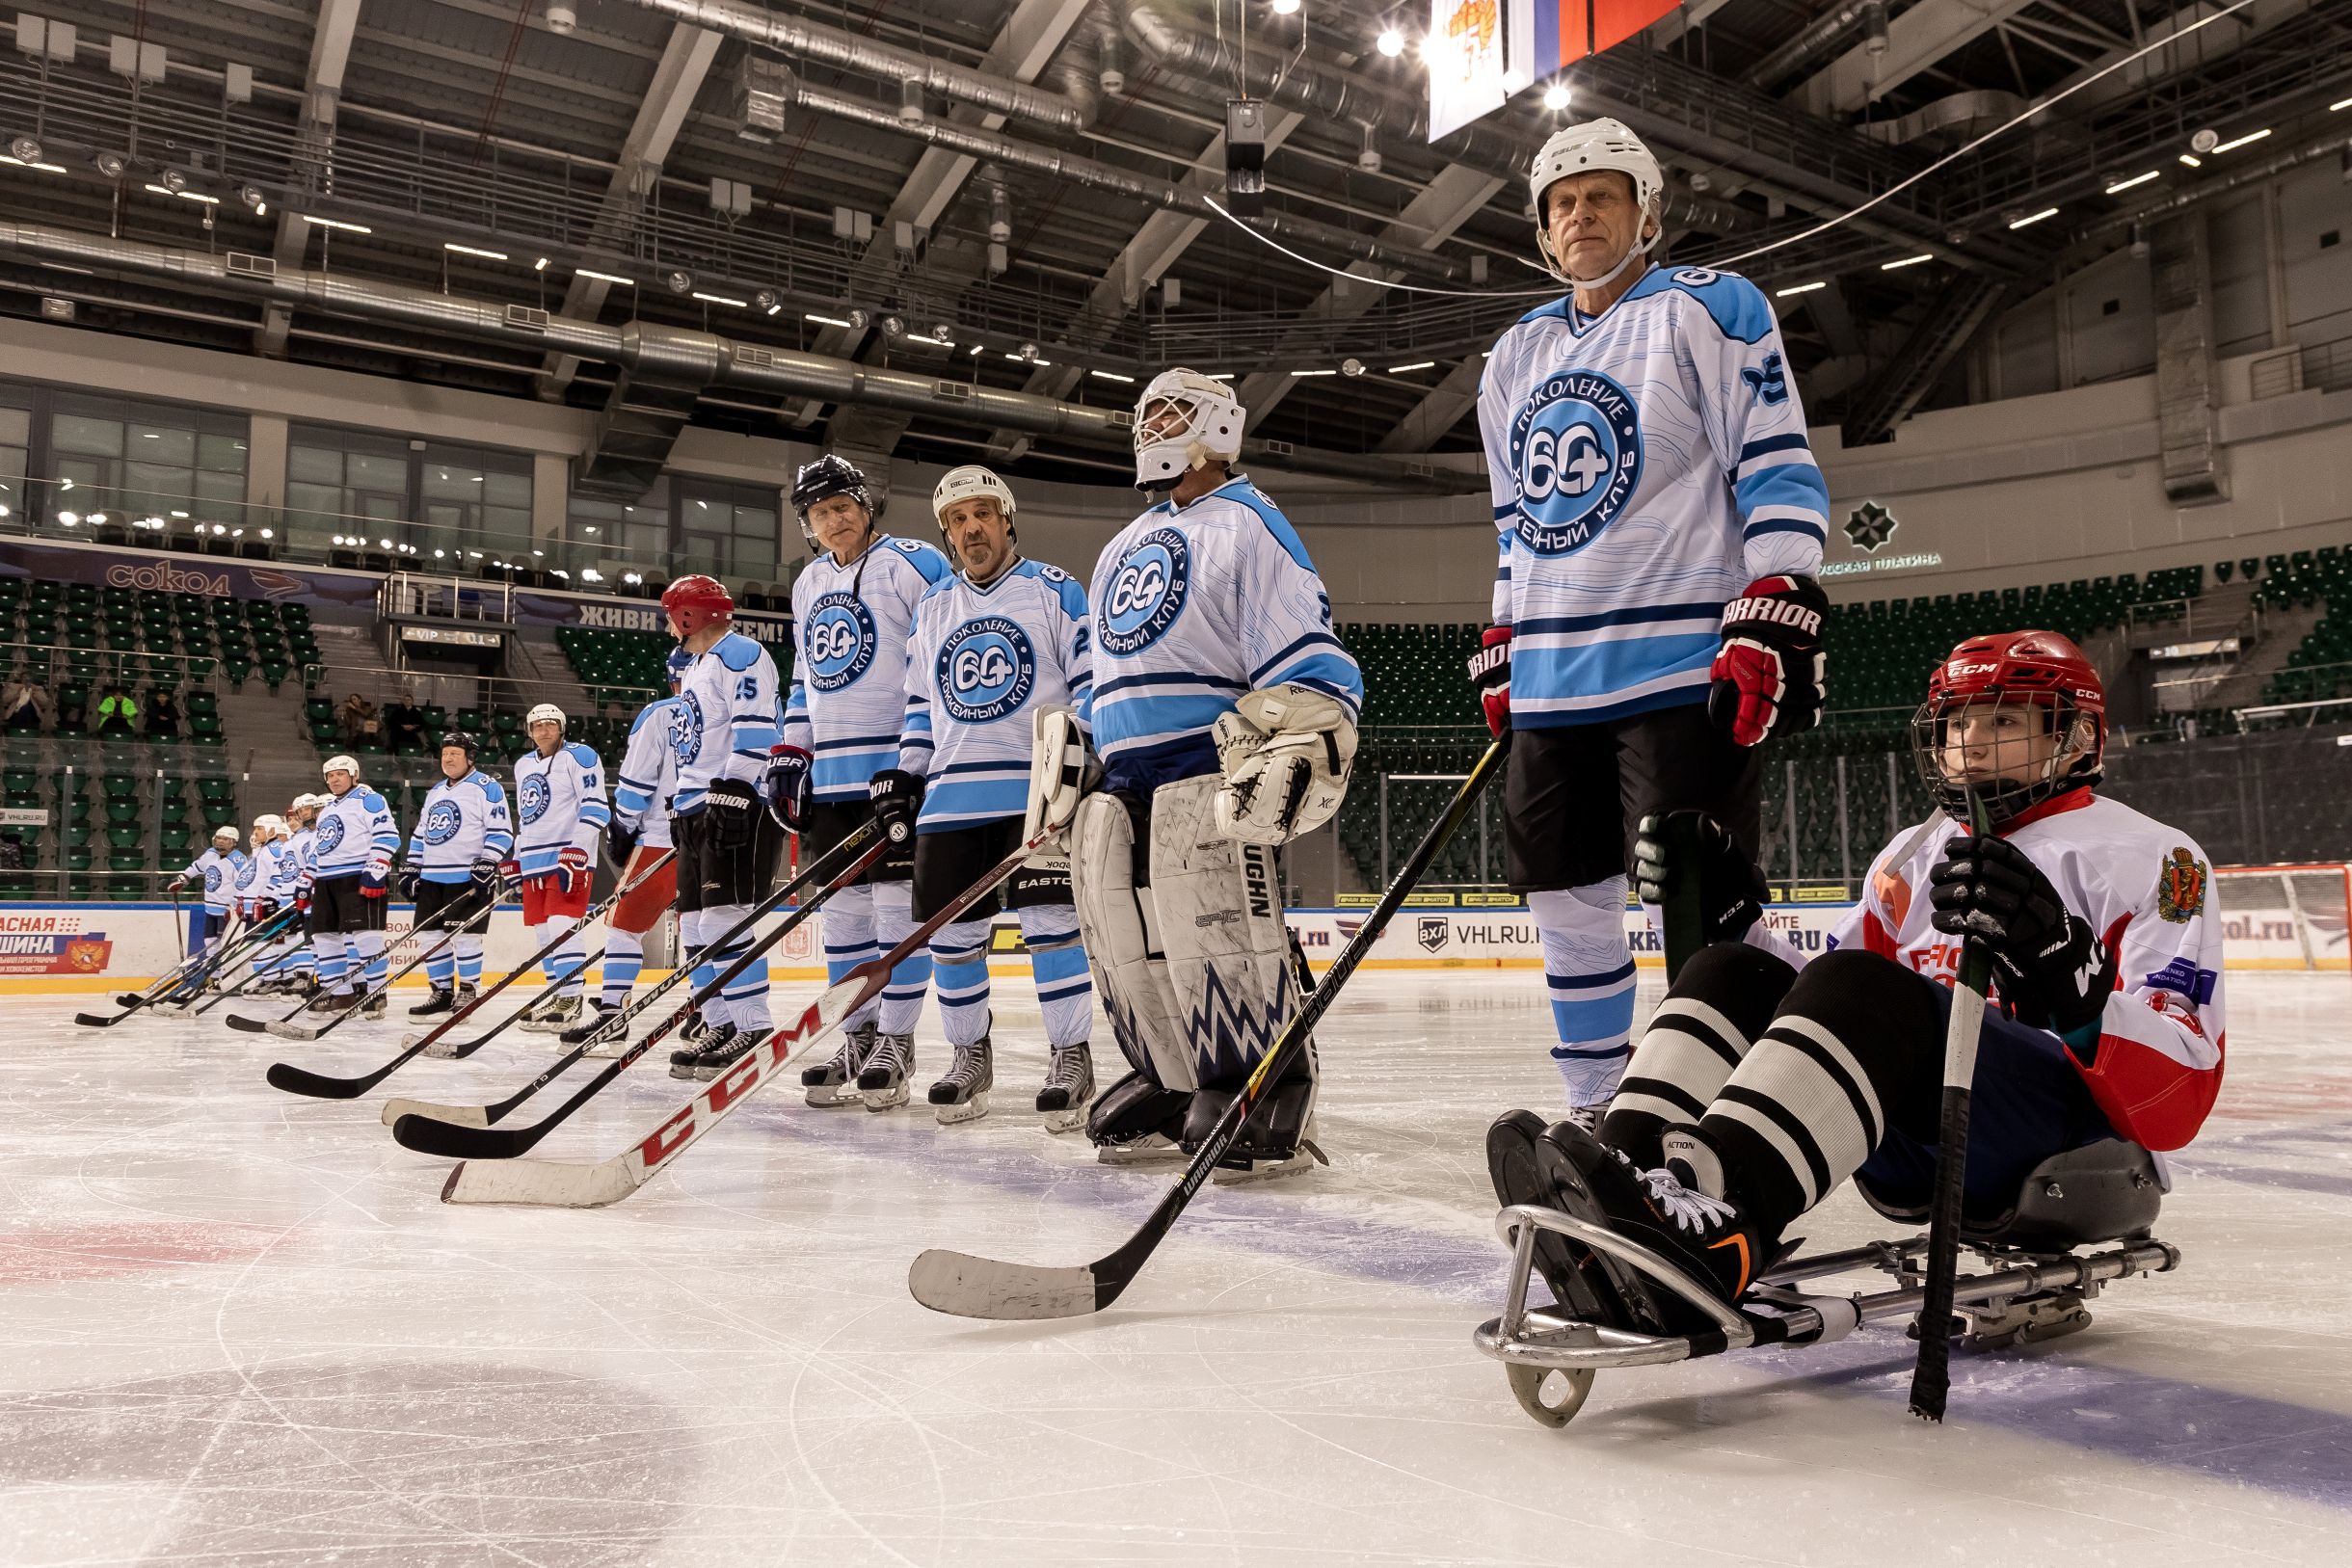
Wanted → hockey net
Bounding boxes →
[2214,863,2352,970]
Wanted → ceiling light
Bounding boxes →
[1880,253,1934,270]
[2333,96,2352,113]
[692,291,748,307]
[2007,207,2058,229]
[804,312,853,328]
[2104,171,2159,194]
[160,169,187,192]
[2178,152,2203,168]
[2210,127,2271,154]
[968,342,985,357]
[1018,341,1040,362]
[756,289,782,315]
[176,190,220,204]
[1271,0,1300,13]
[846,307,870,332]
[1541,81,1570,112]
[1090,369,1136,383]
[933,322,955,343]
[664,269,695,294]
[94,151,126,178]
[1386,359,1435,373]
[1341,358,1366,376]
[57,511,78,526]
[1209,372,1236,381]
[881,315,906,338]
[239,185,265,210]
[444,242,509,260]
[906,333,951,347]
[1774,280,1826,297]
[143,184,175,198]
[1376,28,1405,58]
[302,214,371,233]
[1290,368,1337,377]
[533,256,549,271]
[9,135,42,164]
[578,268,635,285]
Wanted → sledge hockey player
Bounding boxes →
[399,732,512,1018]
[764,455,954,1106]
[306,756,401,1018]
[1473,118,1831,1129]
[172,824,246,966]
[1487,631,2225,1333]
[662,572,791,1080]
[509,704,609,1033]
[884,465,1095,1126]
[567,647,689,1045]
[1039,367,1361,1179]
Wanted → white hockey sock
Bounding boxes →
[930,915,993,1049]
[600,926,646,1006]
[1019,903,1092,1049]
[1530,880,1636,1108]
[822,883,882,1032]
[874,880,930,1038]
[708,902,768,1032]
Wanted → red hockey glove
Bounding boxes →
[1708,574,1828,747]
[556,845,591,895]
[1467,626,1512,738]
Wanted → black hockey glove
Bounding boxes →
[869,768,923,841]
[468,856,504,902]
[1708,574,1828,747]
[705,779,760,850]
[763,744,814,833]
[1928,834,2117,1035]
[396,865,421,902]
[1634,811,1767,944]
[605,819,640,867]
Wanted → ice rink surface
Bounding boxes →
[5,970,2350,1568]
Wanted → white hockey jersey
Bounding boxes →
[260,839,303,903]
[230,847,263,911]
[674,631,783,816]
[311,785,399,880]
[285,827,315,892]
[614,694,686,849]
[511,742,609,876]
[181,846,242,913]
[784,534,956,801]
[1082,476,1362,795]
[1481,265,1829,726]
[407,768,515,884]
[899,558,1091,830]
[1804,789,2225,1154]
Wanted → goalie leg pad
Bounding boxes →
[1071,790,1194,1092]
[1151,773,1295,1093]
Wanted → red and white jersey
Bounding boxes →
[1805,788,2223,1152]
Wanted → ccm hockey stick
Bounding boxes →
[75,905,303,1026]
[909,735,1509,1321]
[1909,790,1994,1422]
[427,812,1045,1206]
[263,850,677,1101]
[227,879,504,1040]
[387,815,893,1137]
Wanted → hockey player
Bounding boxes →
[399,732,512,1018]
[306,756,401,1018]
[662,572,790,1080]
[249,813,307,995]
[236,815,293,992]
[509,704,609,1033]
[766,456,953,1105]
[1473,118,1832,1129]
[276,794,323,995]
[568,647,689,1044]
[882,465,1095,1126]
[1036,368,1361,1179]
[172,825,245,970]
[1487,631,2225,1332]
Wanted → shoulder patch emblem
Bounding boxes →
[1740,351,1790,406]
[2155,846,2207,923]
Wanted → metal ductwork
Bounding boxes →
[2150,213,2229,506]
[0,221,1481,494]
[579,324,725,499]
[1743,1,1889,95]
[2079,131,2352,244]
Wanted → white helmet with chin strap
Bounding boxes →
[1530,118,1666,290]
[1132,368,1244,492]
[932,465,1018,538]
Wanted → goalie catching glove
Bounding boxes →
[1708,573,1827,747]
[1021,706,1097,852]
[1211,685,1356,846]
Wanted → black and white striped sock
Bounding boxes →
[1601,942,1794,1167]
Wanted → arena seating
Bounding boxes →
[2258,548,2351,706]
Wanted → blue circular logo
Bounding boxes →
[1507,370,1644,557]
[420,800,463,846]
[938,617,1036,724]
[664,699,697,768]
[519,773,549,826]
[804,592,877,693]
[315,815,345,855]
[1100,527,1190,655]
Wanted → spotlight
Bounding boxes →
[933,322,954,343]
[57,510,78,526]
[664,269,694,294]
[1542,81,1570,113]
[9,135,42,164]
[755,288,782,315]
[91,512,108,525]
[239,185,265,210]
[1271,0,1300,14]
[1341,358,1365,376]
[1376,28,1405,58]
[1018,341,1040,362]
[845,306,870,332]
[881,314,905,338]
[94,151,126,179]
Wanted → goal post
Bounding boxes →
[2214,863,2352,971]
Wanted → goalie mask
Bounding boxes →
[1912,630,2106,829]
[1530,118,1665,291]
[1133,368,1243,492]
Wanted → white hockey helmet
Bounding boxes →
[211,824,239,845]
[1132,368,1244,492]
[932,465,1017,527]
[526,703,566,731]
[253,813,287,841]
[321,755,360,781]
[1529,118,1666,288]
[294,791,327,813]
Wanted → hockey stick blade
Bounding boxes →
[906,1248,1099,1320]
[392,1109,541,1160]
[263,1018,329,1041]
[267,1059,386,1101]
[76,1008,144,1027]
[380,1096,486,1129]
[224,1013,273,1033]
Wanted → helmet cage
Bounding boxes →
[1911,687,2100,828]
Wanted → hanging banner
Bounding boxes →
[1527,1,1682,71]
[1428,0,1522,144]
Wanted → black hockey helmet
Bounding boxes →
[439,731,481,763]
[791,453,878,550]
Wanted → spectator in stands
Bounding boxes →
[95,685,140,737]
[147,685,181,738]
[385,694,425,754]
[339,692,381,748]
[0,833,23,871]
[55,685,89,733]
[1,676,48,732]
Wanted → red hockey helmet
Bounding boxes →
[1913,629,2106,826]
[660,573,735,639]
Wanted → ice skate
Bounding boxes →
[691,1026,770,1082]
[408,986,456,1018]
[800,1022,876,1106]
[926,1038,993,1126]
[856,1031,914,1111]
[525,994,583,1035]
[669,1022,735,1079]
[1560,1098,1609,1138]
[359,991,388,1020]
[1034,1042,1094,1134]
[310,989,360,1016]
[1186,1073,1325,1186]
[1087,1070,1189,1164]
[560,1001,627,1048]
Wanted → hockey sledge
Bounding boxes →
[1473,1138,2181,1428]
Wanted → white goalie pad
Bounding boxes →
[1023,705,1096,852]
[1070,791,1194,1092]
[1150,773,1296,1090]
[1211,685,1357,846]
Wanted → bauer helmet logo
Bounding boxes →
[804,592,878,693]
[1507,369,1643,557]
[938,616,1037,724]
[1100,527,1191,655]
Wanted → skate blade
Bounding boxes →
[861,1084,910,1112]
[1095,1135,1183,1166]
[1039,1103,1087,1135]
[934,1092,990,1127]
[421,1038,464,1059]
[802,1081,861,1106]
[1211,1145,1322,1186]
[666,1061,700,1080]
[582,1038,629,1060]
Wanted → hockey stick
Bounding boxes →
[908,737,1510,1321]
[77,905,301,1026]
[1658,813,1706,984]
[180,919,304,1016]
[397,817,904,1164]
[1909,790,1993,1423]
[264,850,678,1102]
[227,879,504,1040]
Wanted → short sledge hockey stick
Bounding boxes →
[265,850,677,1102]
[1658,812,1706,985]
[380,825,885,1129]
[909,735,1510,1321]
[227,879,503,1040]
[1909,790,1993,1423]
[430,812,1053,1207]
[77,905,301,1026]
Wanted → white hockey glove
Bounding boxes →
[1211,684,1357,846]
[1022,705,1098,852]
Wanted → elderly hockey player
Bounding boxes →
[173,824,245,961]
[307,755,400,1018]
[766,456,954,1107]
[1488,632,2225,1331]
[883,465,1095,1127]
[568,646,690,1045]
[1472,118,1832,1129]
[1029,367,1361,1181]
[510,704,608,1034]
[399,731,512,1018]
[663,573,790,1080]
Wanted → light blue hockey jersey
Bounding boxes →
[259,839,303,901]
[181,846,242,913]
[285,827,314,891]
[784,534,955,801]
[1082,475,1362,795]
[1480,264,1828,727]
[674,630,783,815]
[614,694,684,849]
[311,785,399,880]
[899,558,1091,831]
[512,742,609,875]
[406,769,515,884]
